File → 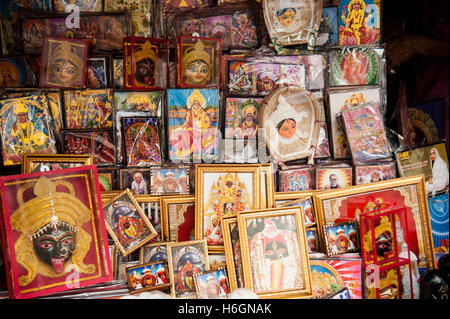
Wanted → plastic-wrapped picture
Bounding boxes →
[279,167,315,192]
[315,167,353,190]
[167,89,219,163]
[354,162,397,185]
[224,97,262,139]
[150,167,190,195]
[0,57,34,88]
[63,130,115,165]
[315,6,338,47]
[0,94,57,166]
[122,117,161,167]
[53,0,103,12]
[86,57,108,88]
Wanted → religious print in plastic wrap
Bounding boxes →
[53,0,103,12]
[309,259,362,299]
[395,142,449,195]
[114,91,163,116]
[323,221,360,256]
[125,261,171,294]
[0,94,57,166]
[327,87,382,159]
[39,36,88,89]
[160,195,195,242]
[278,196,317,228]
[224,97,262,139]
[329,47,382,87]
[278,167,315,192]
[135,195,163,242]
[150,166,190,196]
[176,36,221,88]
[167,89,220,163]
[86,57,108,88]
[315,5,339,47]
[354,162,397,185]
[63,130,115,165]
[0,166,113,299]
[228,61,255,95]
[427,193,449,255]
[63,89,113,129]
[315,167,353,190]
[338,0,381,45]
[103,189,158,257]
[230,10,259,48]
[112,58,124,88]
[122,116,162,167]
[120,168,151,195]
[104,0,152,37]
[193,266,230,298]
[167,239,210,299]
[123,37,169,90]
[0,57,34,88]
[339,103,390,162]
[179,17,208,37]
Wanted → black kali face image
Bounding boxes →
[375,231,393,259]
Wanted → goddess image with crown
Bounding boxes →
[181,39,213,86]
[133,41,158,87]
[339,0,380,45]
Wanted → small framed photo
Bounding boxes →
[193,267,230,299]
[305,227,320,253]
[221,215,245,292]
[316,5,339,47]
[278,196,317,228]
[354,162,397,185]
[208,253,227,270]
[126,261,171,294]
[97,170,114,192]
[278,167,315,192]
[103,189,158,256]
[120,168,151,195]
[86,57,108,88]
[135,194,164,243]
[315,167,353,190]
[176,35,221,88]
[39,36,88,89]
[150,166,190,195]
[122,116,162,167]
[21,153,93,173]
[323,221,360,256]
[237,207,313,299]
[167,239,210,299]
[140,242,170,264]
[160,195,195,242]
[195,164,261,251]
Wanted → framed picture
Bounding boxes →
[122,116,162,167]
[338,0,381,45]
[86,57,108,88]
[103,189,158,256]
[22,153,93,173]
[224,97,262,139]
[97,170,114,192]
[195,164,261,251]
[193,267,230,298]
[135,194,164,243]
[327,87,382,159]
[237,207,312,299]
[176,35,221,88]
[354,162,397,185]
[427,193,449,255]
[112,58,123,88]
[221,215,245,292]
[228,61,255,95]
[122,37,169,90]
[208,253,227,270]
[315,5,339,47]
[278,167,315,192]
[323,221,360,256]
[53,0,103,12]
[167,88,220,163]
[274,190,317,207]
[277,196,317,228]
[305,227,320,253]
[315,167,353,190]
[125,261,171,294]
[309,258,363,299]
[167,239,209,299]
[260,163,275,209]
[39,36,88,89]
[262,0,322,47]
[63,89,113,129]
[259,86,321,163]
[119,168,151,195]
[150,166,190,195]
[140,242,170,264]
[0,57,35,88]
[63,130,115,165]
[160,195,195,242]
[395,142,449,195]
[313,175,436,269]
[0,166,113,299]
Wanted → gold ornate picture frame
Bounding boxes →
[237,207,313,299]
[195,164,261,252]
[222,215,244,292]
[313,175,436,269]
[21,153,94,173]
[274,190,317,207]
[160,195,195,243]
[260,163,275,209]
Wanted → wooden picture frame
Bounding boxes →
[313,175,436,269]
[167,239,210,299]
[195,164,261,252]
[103,189,158,256]
[119,168,152,195]
[125,261,171,294]
[160,195,195,243]
[237,206,313,299]
[21,153,93,173]
[193,266,230,298]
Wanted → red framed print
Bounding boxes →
[39,36,88,89]
[0,165,113,299]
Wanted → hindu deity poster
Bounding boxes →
[354,162,397,185]
[309,259,363,299]
[316,167,353,190]
[278,167,315,192]
[150,167,190,195]
[114,91,163,116]
[140,242,169,264]
[0,57,34,88]
[0,94,57,166]
[64,89,113,129]
[122,117,162,167]
[238,207,312,298]
[167,239,209,299]
[103,189,158,256]
[167,89,219,163]
[196,165,260,251]
[327,87,381,159]
[0,166,113,299]
[338,0,381,45]
[224,97,262,139]
[222,216,245,291]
